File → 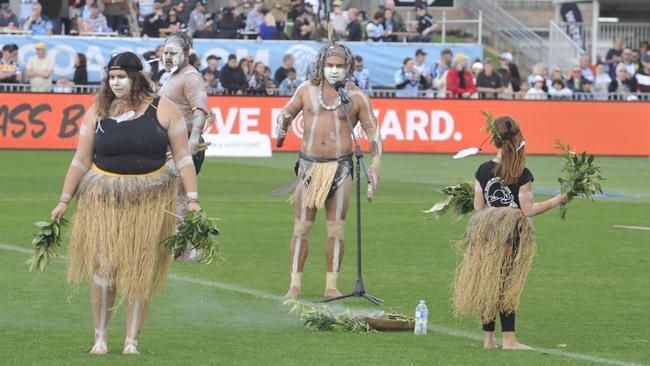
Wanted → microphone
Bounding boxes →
[333,81,350,105]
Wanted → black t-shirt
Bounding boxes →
[416,14,434,34]
[475,161,534,209]
[476,72,502,98]
[346,20,362,41]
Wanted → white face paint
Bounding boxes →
[163,41,183,73]
[109,72,132,98]
[324,67,347,85]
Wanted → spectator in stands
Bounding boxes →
[167,9,183,29]
[189,53,201,71]
[413,49,431,89]
[216,5,242,38]
[0,44,21,86]
[433,48,453,98]
[82,3,109,33]
[446,53,476,99]
[548,79,572,100]
[266,0,288,32]
[274,54,294,85]
[620,48,637,76]
[330,0,348,39]
[630,54,650,94]
[497,68,513,98]
[527,62,548,92]
[22,2,53,35]
[173,2,189,26]
[547,66,564,88]
[264,65,273,82]
[259,9,279,40]
[350,55,371,90]
[73,52,88,86]
[220,54,248,95]
[102,0,128,33]
[203,69,221,94]
[366,12,386,42]
[579,54,595,81]
[577,79,593,100]
[143,2,168,38]
[245,0,264,32]
[608,63,634,100]
[26,42,55,92]
[476,59,503,99]
[237,1,252,28]
[383,9,399,42]
[498,52,521,92]
[395,57,423,98]
[640,41,649,57]
[566,65,584,93]
[291,5,315,40]
[606,37,625,63]
[525,75,546,100]
[412,3,437,43]
[471,61,483,84]
[514,80,528,99]
[345,8,361,41]
[239,58,252,82]
[592,63,611,101]
[189,1,215,38]
[143,45,164,83]
[631,49,641,67]
[278,67,302,95]
[0,3,19,29]
[287,0,302,21]
[248,61,269,95]
[383,0,405,36]
[201,55,222,79]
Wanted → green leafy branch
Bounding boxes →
[423,180,475,221]
[162,211,221,264]
[27,219,68,272]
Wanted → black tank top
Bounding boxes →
[94,98,169,175]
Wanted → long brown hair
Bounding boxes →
[492,115,526,185]
[93,52,156,119]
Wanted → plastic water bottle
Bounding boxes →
[414,300,428,335]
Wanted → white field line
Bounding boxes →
[1,242,647,366]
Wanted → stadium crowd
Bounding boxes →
[1,0,649,100]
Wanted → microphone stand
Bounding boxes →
[320,86,383,306]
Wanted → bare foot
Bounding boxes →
[324,288,342,298]
[483,332,497,349]
[283,286,300,300]
[503,342,533,350]
[89,342,108,355]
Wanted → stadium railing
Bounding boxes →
[2,83,649,101]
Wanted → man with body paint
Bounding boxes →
[276,42,382,299]
[158,31,211,260]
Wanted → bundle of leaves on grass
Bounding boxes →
[556,140,604,220]
[423,180,475,221]
[286,301,413,332]
[163,211,221,264]
[27,219,68,272]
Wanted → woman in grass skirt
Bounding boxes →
[50,52,201,355]
[453,115,569,350]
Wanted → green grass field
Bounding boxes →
[0,151,648,366]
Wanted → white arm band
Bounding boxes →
[176,155,194,170]
[186,192,198,200]
[71,158,89,173]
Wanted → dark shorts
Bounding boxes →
[295,152,353,198]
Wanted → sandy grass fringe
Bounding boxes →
[452,207,536,323]
[67,170,177,301]
[290,161,338,209]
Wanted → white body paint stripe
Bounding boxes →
[1,242,645,366]
[292,238,302,274]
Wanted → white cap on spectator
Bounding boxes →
[532,75,544,83]
[472,62,483,71]
[499,52,513,62]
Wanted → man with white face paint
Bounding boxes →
[158,31,211,261]
[276,42,382,300]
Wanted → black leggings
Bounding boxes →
[482,312,515,332]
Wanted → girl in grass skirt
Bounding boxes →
[50,52,201,355]
[453,115,568,350]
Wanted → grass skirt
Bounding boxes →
[452,207,536,323]
[67,168,177,300]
